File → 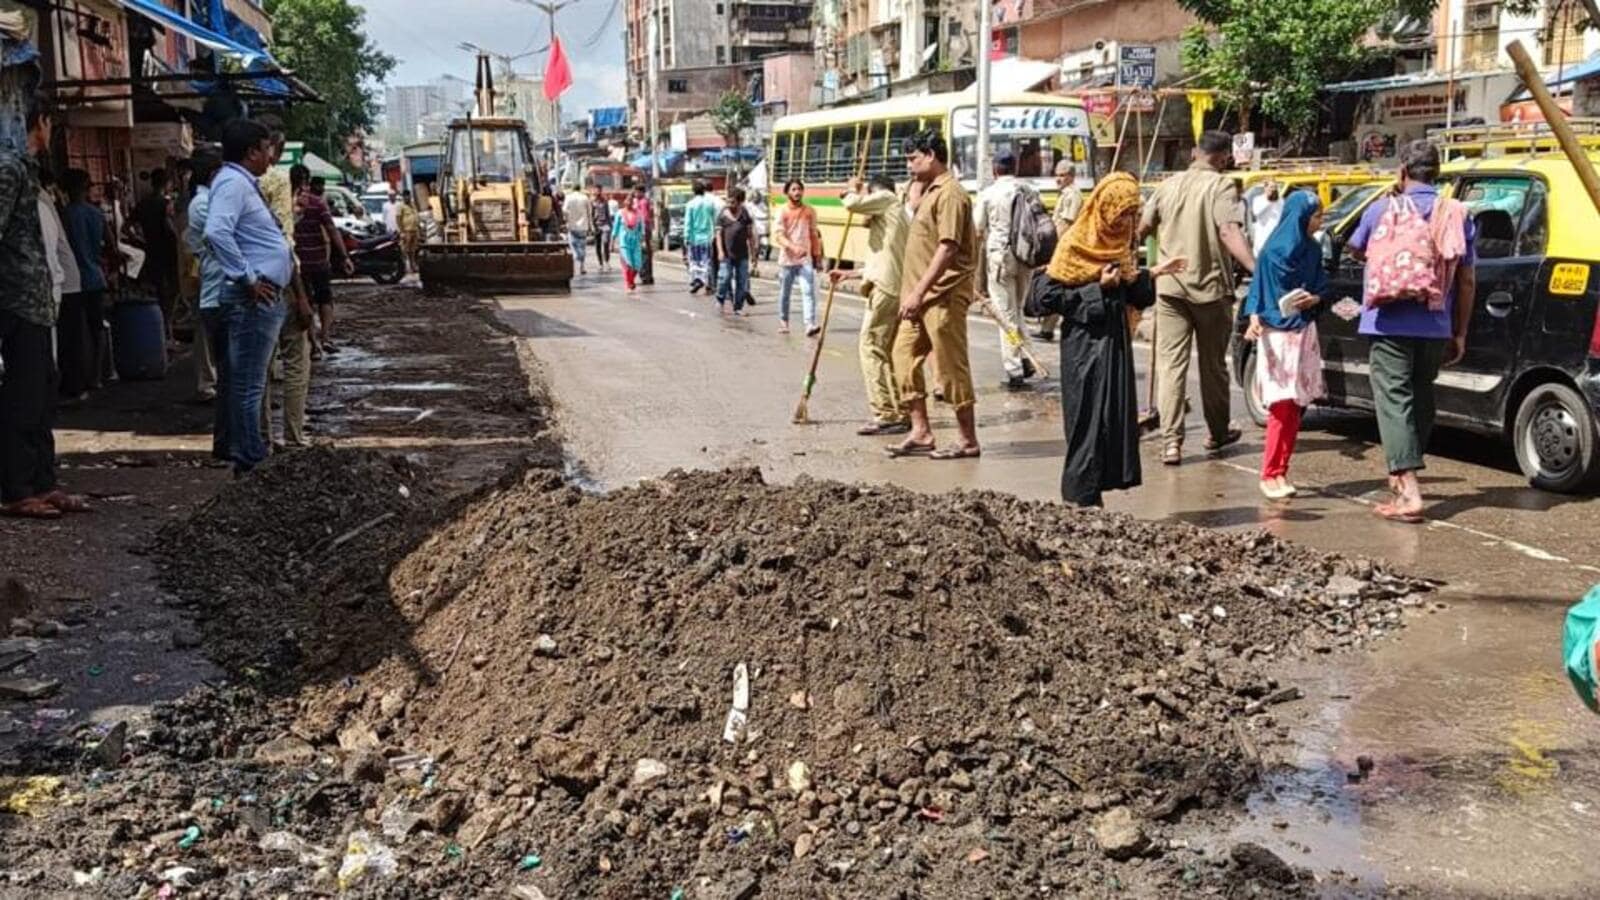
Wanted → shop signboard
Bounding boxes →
[1118,45,1156,113]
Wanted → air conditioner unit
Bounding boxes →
[1465,2,1500,31]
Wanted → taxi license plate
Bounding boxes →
[1548,263,1589,297]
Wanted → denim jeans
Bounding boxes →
[717,257,750,311]
[221,289,288,473]
[199,307,232,461]
[569,231,588,267]
[778,261,816,328]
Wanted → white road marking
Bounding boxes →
[1215,458,1600,574]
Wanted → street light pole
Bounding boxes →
[514,0,578,183]
[975,0,992,188]
[648,0,661,188]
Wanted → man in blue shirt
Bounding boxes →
[60,169,108,399]
[203,119,295,475]
[185,152,229,458]
[1347,140,1477,523]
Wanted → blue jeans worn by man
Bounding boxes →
[717,257,750,313]
[221,287,288,473]
[568,230,588,273]
[778,261,816,331]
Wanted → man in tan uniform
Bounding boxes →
[1035,159,1083,341]
[888,129,981,460]
[834,173,915,434]
[1138,130,1255,465]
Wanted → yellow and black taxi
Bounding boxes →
[1234,154,1600,493]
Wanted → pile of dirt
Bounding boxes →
[155,446,441,681]
[5,462,1429,898]
[317,467,1423,897]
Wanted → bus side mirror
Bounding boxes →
[1317,230,1334,267]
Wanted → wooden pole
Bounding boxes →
[1506,40,1600,216]
[1141,95,1169,180]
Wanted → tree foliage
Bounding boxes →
[265,0,395,164]
[710,90,755,149]
[1178,0,1548,139]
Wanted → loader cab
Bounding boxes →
[437,118,545,243]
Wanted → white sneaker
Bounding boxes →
[1260,479,1292,500]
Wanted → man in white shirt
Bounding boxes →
[562,188,592,275]
[382,191,399,234]
[972,151,1039,390]
[1250,180,1283,256]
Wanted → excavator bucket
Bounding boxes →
[419,241,574,295]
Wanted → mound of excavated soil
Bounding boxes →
[274,466,1424,898]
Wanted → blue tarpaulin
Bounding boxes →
[113,0,266,66]
[629,151,684,171]
[590,107,626,130]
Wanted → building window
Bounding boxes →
[668,78,688,93]
[716,2,723,12]
[716,46,726,64]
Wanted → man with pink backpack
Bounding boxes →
[1347,140,1477,523]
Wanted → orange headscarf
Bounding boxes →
[1046,172,1142,287]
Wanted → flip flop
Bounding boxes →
[1161,444,1182,466]
[2,497,62,519]
[884,441,936,458]
[1373,502,1424,524]
[929,446,981,460]
[39,490,91,513]
[857,421,911,436]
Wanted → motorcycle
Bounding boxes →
[339,226,407,286]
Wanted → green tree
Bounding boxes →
[1178,0,1543,141]
[709,90,756,175]
[265,0,395,167]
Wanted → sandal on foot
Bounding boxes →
[857,421,911,436]
[39,490,91,513]
[884,441,936,458]
[1204,428,1243,453]
[1161,444,1182,466]
[1374,502,1424,524]
[929,446,981,460]
[2,497,62,519]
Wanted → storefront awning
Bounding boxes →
[107,0,267,67]
[1323,72,1456,94]
[1507,55,1600,101]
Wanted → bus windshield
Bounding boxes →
[452,127,526,183]
[950,104,1096,189]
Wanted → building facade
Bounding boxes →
[383,79,469,144]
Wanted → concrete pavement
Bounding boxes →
[497,262,1600,897]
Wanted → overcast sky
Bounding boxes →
[362,0,628,113]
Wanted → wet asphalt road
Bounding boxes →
[496,261,1600,898]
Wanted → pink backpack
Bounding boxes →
[1364,194,1465,311]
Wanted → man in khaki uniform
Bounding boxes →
[888,130,981,460]
[973,151,1040,390]
[1138,130,1255,464]
[1036,159,1083,341]
[834,173,915,434]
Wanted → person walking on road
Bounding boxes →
[397,194,421,275]
[1242,192,1328,500]
[204,119,296,474]
[1138,129,1256,466]
[562,186,592,276]
[295,174,354,359]
[886,129,981,461]
[589,184,613,273]
[0,102,89,520]
[382,191,400,234]
[775,179,822,335]
[683,180,718,294]
[1347,140,1476,523]
[974,151,1041,391]
[834,173,917,434]
[1036,160,1083,342]
[1032,173,1188,507]
[715,186,758,316]
[613,195,646,292]
[633,185,655,285]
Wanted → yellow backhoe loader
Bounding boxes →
[419,53,573,294]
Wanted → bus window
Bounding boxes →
[955,133,1094,183]
[878,119,920,183]
[773,133,793,182]
[803,128,829,182]
[828,124,857,181]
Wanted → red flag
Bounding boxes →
[543,37,572,101]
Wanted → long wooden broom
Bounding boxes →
[792,125,875,425]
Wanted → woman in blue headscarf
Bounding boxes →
[1242,191,1327,501]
